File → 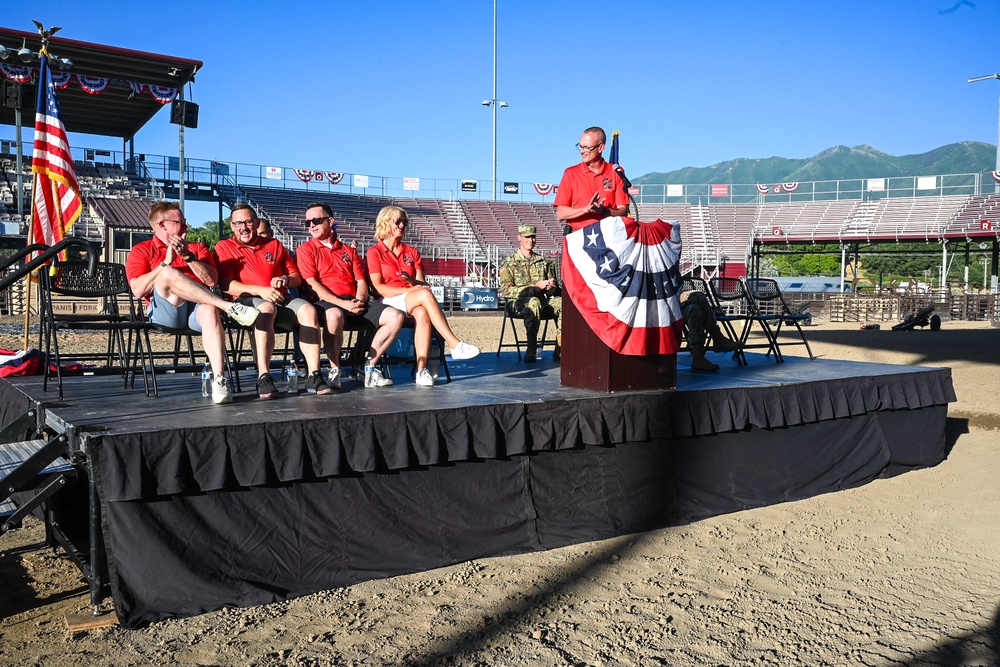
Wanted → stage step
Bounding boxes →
[1,437,74,534]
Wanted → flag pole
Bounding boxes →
[22,173,38,351]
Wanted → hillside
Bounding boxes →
[633,141,996,185]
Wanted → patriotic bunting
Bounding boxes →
[294,169,315,183]
[533,183,554,196]
[78,75,110,95]
[0,63,32,83]
[326,172,345,184]
[992,171,1000,184]
[755,184,769,194]
[148,86,177,103]
[782,182,799,192]
[51,71,71,89]
[31,53,82,250]
[562,216,684,356]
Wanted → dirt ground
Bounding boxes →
[1,314,999,667]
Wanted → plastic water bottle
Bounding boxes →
[428,340,441,379]
[201,362,212,397]
[285,361,299,393]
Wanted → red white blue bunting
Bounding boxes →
[294,169,315,183]
[51,71,71,89]
[992,171,1000,184]
[326,172,344,184]
[148,86,177,104]
[78,75,110,95]
[782,182,799,192]
[755,184,769,194]
[0,64,32,83]
[534,183,554,196]
[562,216,684,356]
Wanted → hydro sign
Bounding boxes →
[460,288,497,310]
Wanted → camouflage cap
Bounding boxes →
[518,225,537,237]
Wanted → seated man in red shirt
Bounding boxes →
[554,126,630,231]
[125,201,260,405]
[296,202,404,389]
[214,204,330,398]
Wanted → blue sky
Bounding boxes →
[5,0,1000,205]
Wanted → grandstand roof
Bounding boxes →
[0,26,201,138]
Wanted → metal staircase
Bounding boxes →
[0,412,73,535]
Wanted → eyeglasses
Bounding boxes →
[306,216,331,227]
[159,218,186,225]
[231,219,256,228]
[395,220,407,228]
[575,143,601,153]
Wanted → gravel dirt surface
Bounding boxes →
[1,313,998,666]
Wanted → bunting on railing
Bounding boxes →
[0,64,32,83]
[782,182,799,192]
[755,184,769,194]
[992,171,1000,184]
[294,169,315,183]
[533,183,554,196]
[326,172,345,184]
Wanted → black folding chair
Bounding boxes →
[709,276,782,362]
[38,261,155,399]
[683,276,748,365]
[496,298,558,361]
[743,278,814,360]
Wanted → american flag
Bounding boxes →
[31,52,81,248]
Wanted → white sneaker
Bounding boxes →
[415,368,435,386]
[211,374,232,404]
[449,341,480,360]
[227,302,261,327]
[327,366,342,390]
[364,365,393,388]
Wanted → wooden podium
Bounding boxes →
[560,291,676,392]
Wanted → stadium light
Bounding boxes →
[969,72,1000,189]
[482,0,508,201]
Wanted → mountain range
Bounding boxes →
[632,141,997,185]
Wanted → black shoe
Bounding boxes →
[257,373,278,399]
[306,370,333,395]
[524,345,538,362]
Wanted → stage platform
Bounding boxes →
[0,351,956,628]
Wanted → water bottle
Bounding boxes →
[285,361,299,393]
[201,362,212,397]
[428,340,441,379]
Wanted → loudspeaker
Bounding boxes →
[169,100,199,128]
[3,82,22,109]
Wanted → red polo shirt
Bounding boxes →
[125,236,216,304]
[213,237,298,297]
[366,241,423,290]
[296,237,366,298]
[553,160,628,230]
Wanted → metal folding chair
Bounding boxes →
[709,276,783,362]
[743,278,814,360]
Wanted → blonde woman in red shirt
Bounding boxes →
[367,205,480,386]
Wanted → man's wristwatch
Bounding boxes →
[182,253,195,262]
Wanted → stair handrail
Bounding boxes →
[0,238,99,292]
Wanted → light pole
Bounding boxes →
[482,0,507,201]
[969,73,1000,192]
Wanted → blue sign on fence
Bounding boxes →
[459,288,497,310]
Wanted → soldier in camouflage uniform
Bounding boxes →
[499,225,562,362]
[681,290,742,372]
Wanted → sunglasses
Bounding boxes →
[306,216,331,227]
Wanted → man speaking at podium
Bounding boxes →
[553,126,683,391]
[554,126,629,231]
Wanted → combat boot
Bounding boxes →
[690,345,720,372]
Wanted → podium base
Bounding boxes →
[560,292,676,392]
